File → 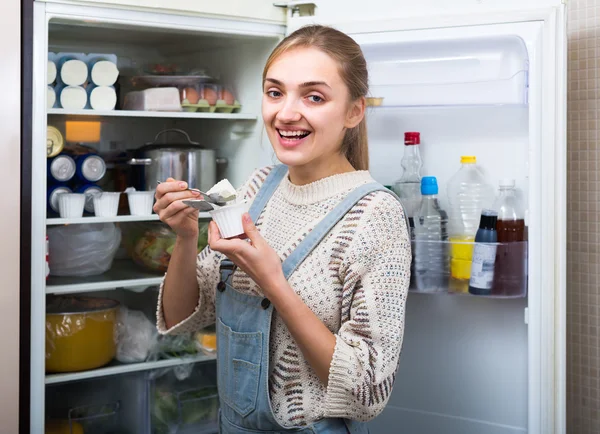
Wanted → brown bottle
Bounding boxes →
[491,180,527,297]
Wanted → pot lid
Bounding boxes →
[46,295,119,315]
[144,128,200,147]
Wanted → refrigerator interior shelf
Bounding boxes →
[46,213,211,226]
[46,259,164,294]
[47,108,258,121]
[45,353,216,385]
[363,34,529,106]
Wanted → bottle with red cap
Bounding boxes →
[392,132,423,226]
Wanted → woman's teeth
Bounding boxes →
[278,130,310,139]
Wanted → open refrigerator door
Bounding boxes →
[283,3,566,434]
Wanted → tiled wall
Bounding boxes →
[567,1,600,433]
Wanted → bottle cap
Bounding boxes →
[460,155,476,164]
[479,209,498,230]
[421,176,438,195]
[404,132,420,145]
[499,178,515,188]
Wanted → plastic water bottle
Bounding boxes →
[413,176,449,292]
[392,132,423,225]
[446,156,494,293]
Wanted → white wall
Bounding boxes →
[0,0,21,432]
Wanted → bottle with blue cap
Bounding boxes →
[413,176,449,292]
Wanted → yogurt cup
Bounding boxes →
[209,201,250,239]
[127,190,155,216]
[58,193,86,218]
[93,192,121,217]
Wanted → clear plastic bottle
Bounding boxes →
[447,156,494,293]
[392,132,423,223]
[491,179,527,296]
[413,176,449,292]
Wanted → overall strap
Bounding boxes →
[282,182,403,279]
[248,164,288,222]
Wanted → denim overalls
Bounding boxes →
[215,165,405,433]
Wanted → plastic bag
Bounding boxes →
[48,223,121,276]
[149,333,200,361]
[115,306,157,363]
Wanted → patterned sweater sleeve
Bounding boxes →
[323,191,411,421]
[156,166,274,335]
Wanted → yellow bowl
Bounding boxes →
[46,296,119,373]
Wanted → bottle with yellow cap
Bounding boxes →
[446,155,494,292]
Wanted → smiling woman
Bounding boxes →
[154,25,411,434]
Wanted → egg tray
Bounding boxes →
[181,99,242,113]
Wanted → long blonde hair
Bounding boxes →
[263,25,369,171]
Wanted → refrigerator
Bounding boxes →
[27,1,566,433]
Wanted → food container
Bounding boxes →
[46,126,64,158]
[45,296,119,373]
[58,56,88,86]
[126,190,155,216]
[195,325,216,355]
[73,184,103,214]
[121,221,208,272]
[47,185,72,215]
[127,129,227,193]
[150,362,219,434]
[48,154,76,183]
[208,200,249,239]
[47,59,57,85]
[57,84,87,110]
[58,193,86,218]
[179,84,241,113]
[93,192,121,217]
[47,86,56,109]
[87,85,117,111]
[89,57,119,86]
[46,402,120,434]
[75,153,106,183]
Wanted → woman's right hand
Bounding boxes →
[154,177,202,238]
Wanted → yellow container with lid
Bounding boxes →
[46,296,119,373]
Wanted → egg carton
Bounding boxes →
[181,99,242,113]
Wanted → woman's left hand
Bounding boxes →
[208,213,286,296]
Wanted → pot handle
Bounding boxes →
[127,158,152,166]
[145,129,200,146]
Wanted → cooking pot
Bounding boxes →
[46,296,119,373]
[128,129,227,192]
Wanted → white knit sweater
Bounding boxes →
[156,166,411,427]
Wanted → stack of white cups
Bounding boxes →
[87,57,119,111]
[51,53,119,111]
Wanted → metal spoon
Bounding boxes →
[156,181,228,206]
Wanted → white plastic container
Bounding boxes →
[93,192,121,217]
[209,201,250,239]
[58,193,86,218]
[58,85,87,110]
[47,86,56,109]
[59,57,88,86]
[89,58,119,86]
[87,85,117,111]
[47,60,57,85]
[127,191,155,216]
